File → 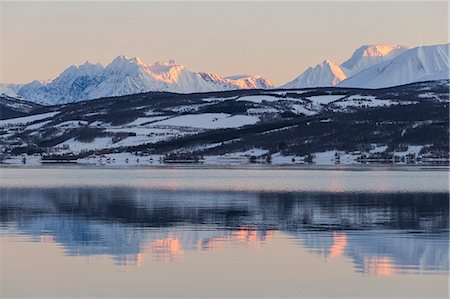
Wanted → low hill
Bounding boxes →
[0,80,448,166]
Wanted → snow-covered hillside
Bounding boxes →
[282,44,410,88]
[340,45,410,76]
[339,44,450,88]
[281,59,347,88]
[284,43,448,89]
[1,80,448,166]
[6,56,273,105]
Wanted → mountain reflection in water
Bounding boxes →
[0,187,448,275]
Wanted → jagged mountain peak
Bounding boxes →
[281,59,347,89]
[11,55,273,104]
[226,74,274,89]
[281,44,412,89]
[81,60,103,67]
[52,62,104,86]
[338,43,450,88]
[113,54,143,63]
[107,55,146,69]
[147,60,186,78]
[61,61,103,73]
[321,58,336,65]
[341,44,409,76]
[358,44,408,57]
[321,59,346,75]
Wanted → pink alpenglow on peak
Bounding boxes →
[341,45,410,76]
[339,43,450,88]
[360,45,408,57]
[3,43,449,103]
[9,55,274,104]
[281,44,411,89]
[226,74,274,89]
[147,60,187,84]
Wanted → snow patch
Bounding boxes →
[291,104,318,116]
[150,113,259,129]
[25,120,52,130]
[0,112,59,127]
[333,95,397,108]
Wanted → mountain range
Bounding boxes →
[338,44,450,88]
[1,57,273,105]
[282,44,449,89]
[1,43,449,104]
[281,45,410,88]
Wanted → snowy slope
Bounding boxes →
[281,59,347,88]
[225,75,273,89]
[17,62,105,104]
[0,111,59,127]
[339,44,450,88]
[341,45,409,76]
[87,56,170,99]
[151,113,259,129]
[1,81,447,164]
[281,44,408,89]
[146,60,233,93]
[147,61,273,92]
[12,56,273,104]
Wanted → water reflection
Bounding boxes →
[0,186,447,276]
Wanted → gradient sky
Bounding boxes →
[0,1,448,85]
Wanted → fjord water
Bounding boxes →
[0,167,448,298]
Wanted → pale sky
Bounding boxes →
[0,1,448,85]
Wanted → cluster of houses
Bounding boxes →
[1,141,448,166]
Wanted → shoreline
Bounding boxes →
[1,162,449,172]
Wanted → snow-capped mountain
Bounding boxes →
[86,56,169,100]
[225,75,273,89]
[341,45,410,77]
[18,61,106,104]
[339,44,450,88]
[282,44,409,89]
[3,43,448,104]
[7,56,273,104]
[281,59,347,88]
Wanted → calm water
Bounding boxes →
[0,167,448,298]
